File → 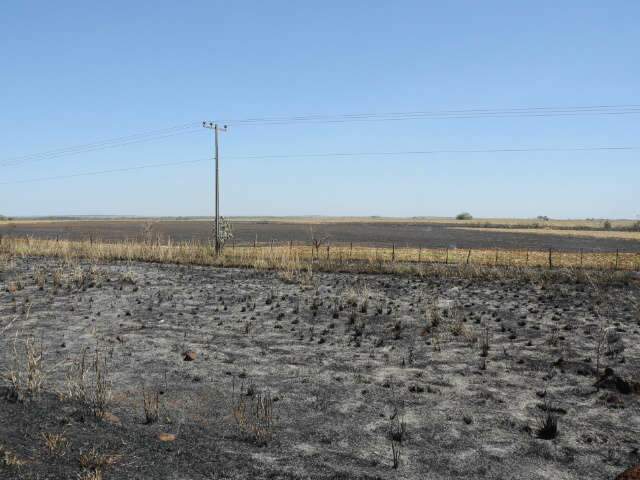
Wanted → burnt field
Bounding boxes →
[1,220,639,253]
[1,257,639,479]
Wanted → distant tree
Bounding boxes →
[537,215,550,221]
[456,212,473,220]
[603,220,612,230]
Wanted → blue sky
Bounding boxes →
[1,1,638,219]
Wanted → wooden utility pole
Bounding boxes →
[203,121,228,254]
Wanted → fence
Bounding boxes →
[1,234,638,271]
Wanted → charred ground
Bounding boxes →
[1,257,639,479]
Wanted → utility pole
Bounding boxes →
[202,121,228,254]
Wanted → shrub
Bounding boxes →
[456,212,473,220]
[603,220,612,230]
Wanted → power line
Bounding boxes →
[3,104,639,167]
[0,157,210,185]
[0,122,201,167]
[226,145,640,160]
[219,104,640,126]
[1,144,638,186]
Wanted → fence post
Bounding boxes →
[615,249,619,270]
[525,250,529,266]
[445,247,449,264]
[548,248,553,269]
[495,248,499,267]
[392,243,395,262]
[289,240,292,253]
[327,244,330,261]
[350,242,353,259]
[580,248,583,268]
[466,249,471,265]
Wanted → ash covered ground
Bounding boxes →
[1,257,639,479]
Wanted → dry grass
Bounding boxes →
[455,226,640,241]
[78,447,119,479]
[142,387,160,424]
[0,444,27,467]
[42,432,69,457]
[1,236,638,276]
[231,381,275,445]
[2,333,46,401]
[63,346,112,419]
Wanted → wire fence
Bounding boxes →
[1,234,638,271]
[221,240,639,271]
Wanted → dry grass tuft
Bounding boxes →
[231,382,275,445]
[142,387,160,424]
[78,447,119,479]
[42,432,69,457]
[63,346,112,419]
[2,332,45,402]
[0,444,27,467]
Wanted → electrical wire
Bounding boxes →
[0,122,201,167]
[2,144,638,185]
[3,104,640,167]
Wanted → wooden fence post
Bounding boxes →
[350,242,353,259]
[392,243,395,262]
[495,249,499,267]
[445,247,449,265]
[327,244,330,261]
[615,249,619,270]
[418,247,422,263]
[466,249,471,265]
[525,250,529,266]
[580,248,583,268]
[548,248,553,269]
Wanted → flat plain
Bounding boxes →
[2,219,640,252]
[1,254,639,479]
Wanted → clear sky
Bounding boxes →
[1,1,638,219]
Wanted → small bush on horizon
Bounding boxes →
[456,212,473,220]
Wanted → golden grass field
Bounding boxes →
[1,236,638,273]
[454,226,640,241]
